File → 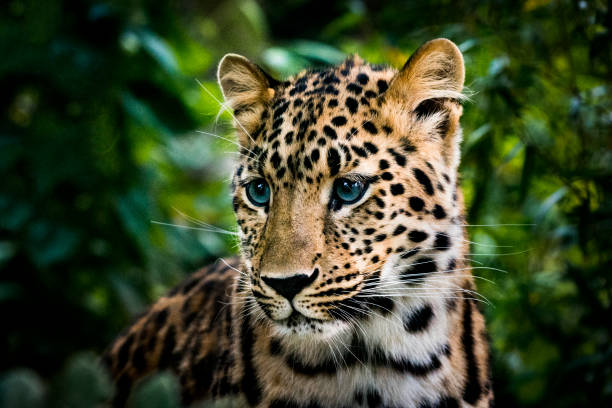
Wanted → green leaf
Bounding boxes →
[127,372,180,408]
[121,92,172,138]
[50,352,114,408]
[136,29,180,76]
[0,369,45,408]
[535,187,567,221]
[26,222,80,267]
[288,40,346,65]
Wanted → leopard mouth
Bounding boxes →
[278,310,323,327]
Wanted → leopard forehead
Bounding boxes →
[236,58,400,185]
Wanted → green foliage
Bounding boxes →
[1,0,610,406]
[127,372,181,408]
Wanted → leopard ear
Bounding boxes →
[384,39,465,168]
[217,54,278,146]
[385,38,465,110]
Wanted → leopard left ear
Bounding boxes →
[384,38,466,168]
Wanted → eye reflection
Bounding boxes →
[333,178,368,205]
[246,179,271,206]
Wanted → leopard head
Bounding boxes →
[218,39,466,338]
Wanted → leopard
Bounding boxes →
[103,38,494,408]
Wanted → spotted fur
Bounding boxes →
[104,38,493,407]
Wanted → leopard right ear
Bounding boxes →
[217,54,278,146]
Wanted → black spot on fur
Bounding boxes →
[433,204,446,219]
[346,97,358,114]
[409,196,425,212]
[269,339,282,355]
[393,225,407,236]
[285,351,338,376]
[356,73,369,85]
[323,125,338,139]
[155,308,169,326]
[401,257,437,280]
[270,152,282,169]
[377,79,388,94]
[363,122,378,135]
[327,148,341,177]
[311,149,320,163]
[332,116,347,126]
[270,399,322,408]
[462,298,482,404]
[434,232,450,250]
[117,335,134,370]
[413,168,434,195]
[404,304,434,333]
[366,389,382,407]
[419,396,460,408]
[408,230,428,242]
[347,83,363,94]
[390,184,405,196]
[402,139,417,153]
[365,90,377,99]
[387,148,406,166]
[159,325,176,369]
[240,311,262,405]
[351,145,368,158]
[284,131,294,144]
[364,142,378,154]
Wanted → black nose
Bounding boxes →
[261,269,319,301]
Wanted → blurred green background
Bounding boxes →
[1,0,610,406]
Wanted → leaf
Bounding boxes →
[115,189,154,254]
[262,47,311,77]
[0,369,45,408]
[463,123,491,153]
[121,92,172,138]
[535,187,568,221]
[288,40,346,65]
[50,352,114,408]
[26,222,80,267]
[136,29,180,76]
[488,56,510,77]
[127,372,180,408]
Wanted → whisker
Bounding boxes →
[439,223,536,227]
[386,265,508,275]
[172,207,238,235]
[459,238,514,248]
[196,130,255,156]
[358,294,491,305]
[150,220,238,235]
[462,249,533,257]
[196,79,256,145]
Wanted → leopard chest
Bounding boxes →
[238,296,467,408]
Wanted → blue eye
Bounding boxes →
[246,179,271,206]
[333,178,368,205]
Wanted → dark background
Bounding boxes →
[1,0,611,406]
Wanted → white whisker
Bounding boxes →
[150,220,238,235]
[196,79,256,145]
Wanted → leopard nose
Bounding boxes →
[261,269,319,301]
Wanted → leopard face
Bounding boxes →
[218,39,466,338]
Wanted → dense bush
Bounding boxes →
[1,0,610,406]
